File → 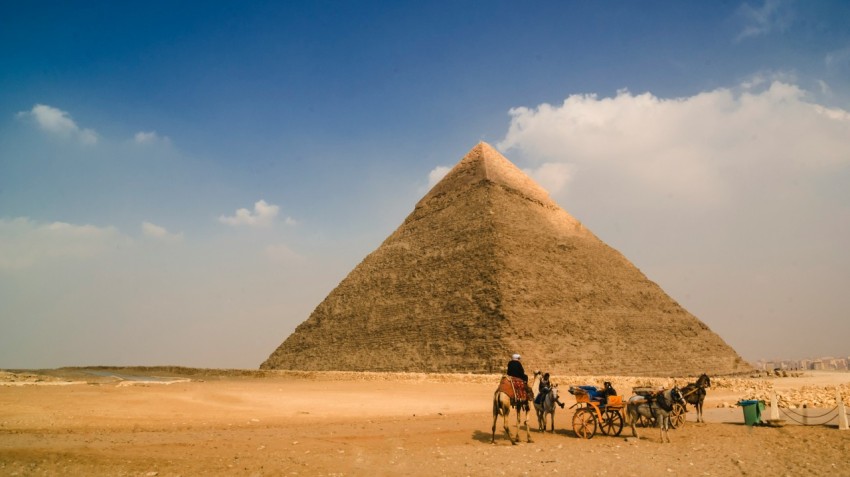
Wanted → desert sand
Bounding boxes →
[1,368,849,476]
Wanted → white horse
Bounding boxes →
[625,387,684,443]
[534,383,563,432]
[491,371,540,445]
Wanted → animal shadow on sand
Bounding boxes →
[473,427,570,444]
[472,430,495,443]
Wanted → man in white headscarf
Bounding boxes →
[506,353,527,383]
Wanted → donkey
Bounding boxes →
[625,387,685,443]
[680,373,711,423]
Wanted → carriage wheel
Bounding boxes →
[572,408,597,439]
[670,403,686,429]
[600,409,624,436]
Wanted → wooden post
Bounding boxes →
[770,389,780,421]
[837,388,848,431]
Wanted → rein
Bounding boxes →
[681,379,709,401]
[680,386,699,399]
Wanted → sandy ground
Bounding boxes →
[1,369,849,476]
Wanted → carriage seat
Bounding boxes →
[573,385,609,405]
[577,385,600,397]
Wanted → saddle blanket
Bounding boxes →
[497,376,529,402]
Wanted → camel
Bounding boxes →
[491,371,540,445]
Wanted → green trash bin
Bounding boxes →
[738,399,765,426]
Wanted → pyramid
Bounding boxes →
[261,142,751,376]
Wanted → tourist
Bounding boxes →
[535,372,565,408]
[506,353,528,383]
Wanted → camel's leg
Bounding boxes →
[492,395,514,445]
[509,406,520,445]
[504,411,514,444]
[523,406,533,443]
[491,395,502,444]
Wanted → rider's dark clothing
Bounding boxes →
[506,359,527,383]
[539,377,551,394]
[535,377,551,405]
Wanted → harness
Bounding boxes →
[634,390,673,421]
[680,382,708,406]
[680,386,699,399]
[653,392,674,412]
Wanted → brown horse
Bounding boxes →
[680,373,711,423]
[491,371,539,445]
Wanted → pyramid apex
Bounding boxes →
[418,143,555,208]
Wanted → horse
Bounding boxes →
[625,386,685,443]
[534,383,562,432]
[491,371,540,445]
[680,373,711,423]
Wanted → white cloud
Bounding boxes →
[0,217,129,270]
[218,200,281,227]
[735,0,794,42]
[142,221,183,241]
[498,80,850,206]
[134,131,171,145]
[523,162,574,194]
[16,104,98,145]
[427,166,451,187]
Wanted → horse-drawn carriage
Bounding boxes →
[568,383,625,439]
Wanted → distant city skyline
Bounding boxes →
[755,355,850,371]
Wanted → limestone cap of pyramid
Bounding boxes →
[416,142,558,209]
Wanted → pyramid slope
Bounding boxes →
[261,143,751,376]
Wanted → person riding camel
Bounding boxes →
[534,372,565,408]
[505,353,532,409]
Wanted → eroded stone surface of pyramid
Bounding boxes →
[261,143,751,376]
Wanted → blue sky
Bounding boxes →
[2,1,849,369]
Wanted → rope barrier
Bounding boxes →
[780,406,839,420]
[778,407,839,426]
